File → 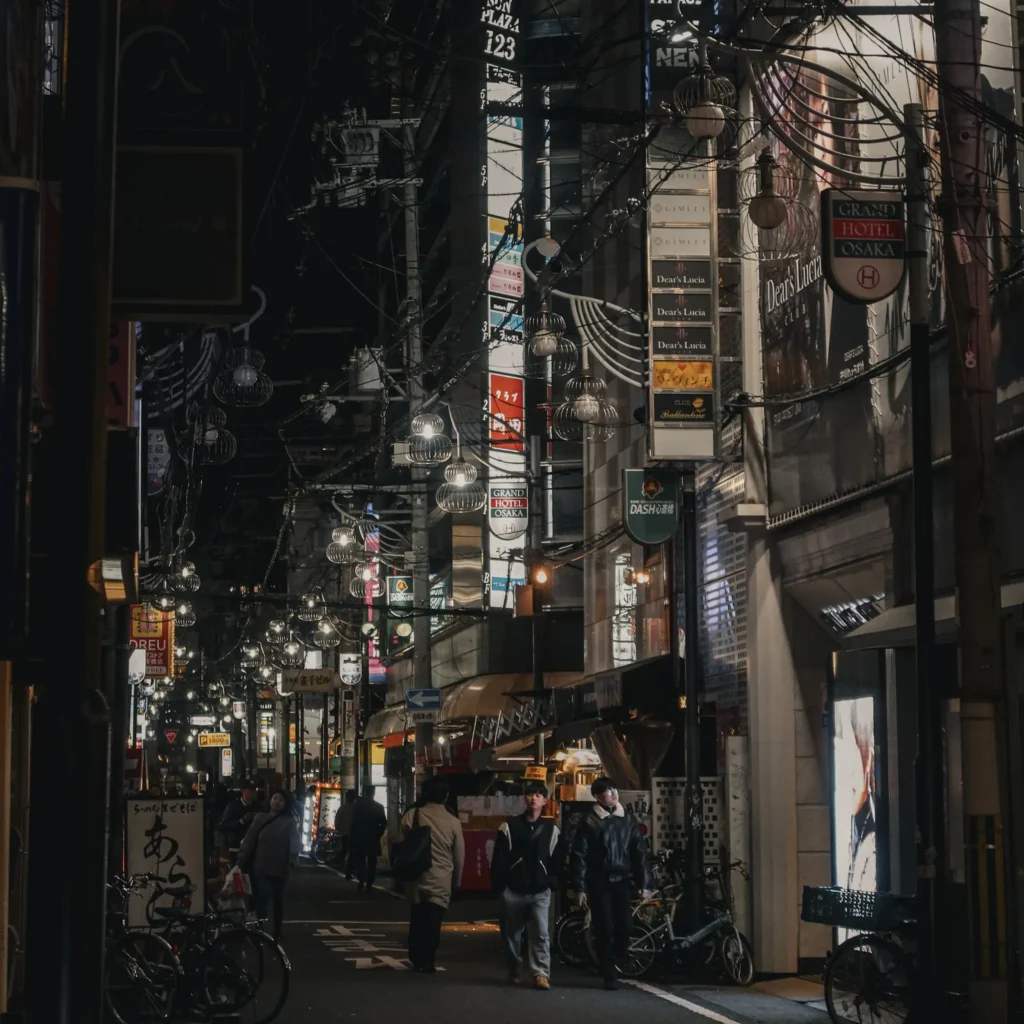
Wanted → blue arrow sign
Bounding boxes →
[405,688,442,712]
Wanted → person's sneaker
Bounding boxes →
[604,977,620,991]
[535,976,550,991]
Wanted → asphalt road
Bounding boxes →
[265,863,826,1024]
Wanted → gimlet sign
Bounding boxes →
[822,189,906,304]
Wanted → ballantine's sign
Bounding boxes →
[821,189,906,304]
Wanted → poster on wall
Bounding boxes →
[832,697,877,941]
[125,798,204,927]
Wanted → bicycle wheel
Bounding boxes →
[104,931,179,1024]
[204,927,290,1024]
[825,933,911,1024]
[620,921,659,979]
[554,910,590,966]
[719,928,755,986]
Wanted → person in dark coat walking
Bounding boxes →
[570,777,651,990]
[216,780,260,862]
[237,789,299,943]
[349,785,387,891]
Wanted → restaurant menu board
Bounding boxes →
[646,160,721,461]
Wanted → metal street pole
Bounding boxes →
[934,0,1007,1014]
[906,102,944,1014]
[26,0,120,1020]
[404,121,433,773]
[681,467,704,928]
[530,437,545,766]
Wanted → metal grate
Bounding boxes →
[650,777,724,865]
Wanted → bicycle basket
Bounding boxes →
[801,887,916,930]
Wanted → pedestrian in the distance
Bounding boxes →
[216,779,260,864]
[491,782,560,990]
[400,776,465,973]
[350,785,387,891]
[237,789,299,944]
[570,777,651,990]
[333,789,358,876]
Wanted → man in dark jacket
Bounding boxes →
[491,783,560,990]
[349,785,387,891]
[215,780,259,862]
[570,777,650,990]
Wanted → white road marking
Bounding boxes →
[623,980,745,1024]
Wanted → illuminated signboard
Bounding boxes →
[482,0,527,607]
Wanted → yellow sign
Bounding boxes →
[197,732,231,748]
[652,360,714,391]
[524,766,548,781]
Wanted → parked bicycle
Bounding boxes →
[802,886,916,1024]
[554,853,753,984]
[103,873,291,1024]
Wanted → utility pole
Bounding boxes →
[906,102,946,1016]
[26,0,121,1020]
[680,467,704,929]
[402,121,434,771]
[934,0,1007,1014]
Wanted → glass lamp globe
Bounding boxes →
[411,412,445,439]
[267,619,286,637]
[445,458,477,487]
[233,363,258,387]
[258,664,274,679]
[573,393,601,423]
[332,526,356,547]
[354,561,379,582]
[686,102,726,139]
[180,561,196,579]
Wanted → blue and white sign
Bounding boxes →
[405,688,442,712]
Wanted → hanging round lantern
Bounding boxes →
[280,638,305,668]
[563,373,608,423]
[298,592,322,622]
[410,412,445,438]
[407,432,453,466]
[524,308,567,358]
[435,457,487,514]
[350,576,384,599]
[332,525,357,547]
[314,617,341,649]
[553,397,618,443]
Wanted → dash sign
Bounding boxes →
[821,189,906,304]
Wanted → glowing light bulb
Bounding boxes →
[233,363,258,387]
[573,394,601,423]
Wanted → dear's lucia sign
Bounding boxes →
[622,469,678,545]
[821,189,906,304]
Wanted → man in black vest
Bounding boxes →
[491,782,560,990]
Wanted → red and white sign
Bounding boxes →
[163,730,178,745]
[129,605,175,678]
[822,189,906,305]
[487,373,525,452]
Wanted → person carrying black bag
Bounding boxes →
[570,777,651,990]
[398,776,464,973]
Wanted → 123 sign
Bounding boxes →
[821,189,905,304]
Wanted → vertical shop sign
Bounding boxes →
[125,798,204,927]
[481,0,527,609]
[646,157,720,461]
[129,605,175,678]
[340,690,356,758]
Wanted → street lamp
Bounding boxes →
[747,149,788,231]
[672,43,737,141]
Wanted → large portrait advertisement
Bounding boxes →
[759,10,1023,517]
[832,696,877,942]
[759,67,875,514]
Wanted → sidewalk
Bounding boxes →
[655,977,831,1023]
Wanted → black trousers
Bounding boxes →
[350,846,377,888]
[253,874,286,943]
[591,882,632,980]
[408,898,446,970]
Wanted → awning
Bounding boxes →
[442,671,582,721]
[362,671,583,742]
[842,579,1024,650]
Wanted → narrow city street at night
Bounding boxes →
[272,865,830,1024]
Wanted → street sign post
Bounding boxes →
[197,732,231,748]
[406,688,442,725]
[821,189,906,304]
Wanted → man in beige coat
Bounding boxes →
[399,775,465,973]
